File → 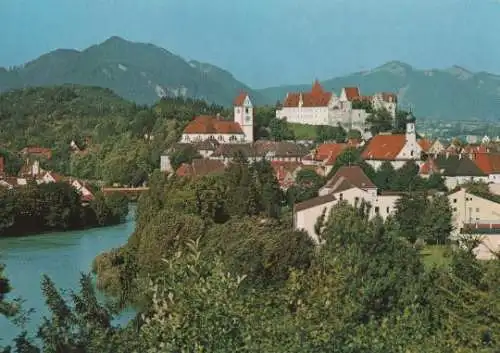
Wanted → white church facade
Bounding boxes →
[275,81,397,132]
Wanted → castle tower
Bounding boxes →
[233,92,254,143]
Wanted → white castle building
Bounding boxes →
[275,81,397,132]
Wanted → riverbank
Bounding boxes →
[0,206,136,345]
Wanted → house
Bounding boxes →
[294,166,400,242]
[253,141,309,162]
[418,138,433,154]
[271,161,301,190]
[318,165,377,196]
[428,139,448,155]
[471,152,500,183]
[0,177,28,189]
[275,81,397,132]
[208,141,309,164]
[447,188,500,259]
[302,143,348,175]
[20,147,52,160]
[176,159,226,178]
[361,115,422,170]
[71,179,95,203]
[39,171,64,184]
[421,154,487,189]
[19,159,43,178]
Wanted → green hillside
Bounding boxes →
[258,61,500,121]
[0,85,225,185]
[0,37,266,106]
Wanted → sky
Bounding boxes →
[1,0,500,88]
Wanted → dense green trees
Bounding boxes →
[0,182,129,237]
[3,198,499,352]
[315,124,346,143]
[0,86,227,186]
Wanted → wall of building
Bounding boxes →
[296,187,400,240]
[181,133,245,144]
[294,199,337,243]
[448,189,500,232]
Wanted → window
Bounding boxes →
[339,193,343,200]
[375,206,380,214]
[453,207,457,211]
[476,207,480,213]
[410,150,414,157]
[355,197,359,203]
[386,207,390,213]
[245,107,249,114]
[453,199,457,203]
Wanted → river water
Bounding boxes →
[0,208,136,346]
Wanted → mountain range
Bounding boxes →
[1,36,500,121]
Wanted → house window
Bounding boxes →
[374,206,380,214]
[453,207,457,212]
[339,193,343,200]
[410,150,414,157]
[476,208,480,213]
[386,207,390,213]
[245,107,249,114]
[355,197,359,203]
[453,199,457,203]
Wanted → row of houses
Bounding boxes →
[166,113,500,190]
[294,165,500,260]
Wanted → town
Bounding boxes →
[156,83,500,259]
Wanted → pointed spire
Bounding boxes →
[311,79,323,95]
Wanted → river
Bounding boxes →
[0,207,136,346]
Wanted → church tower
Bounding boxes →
[233,92,254,143]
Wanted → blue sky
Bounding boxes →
[1,0,499,87]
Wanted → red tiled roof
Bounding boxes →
[419,158,440,175]
[283,81,332,108]
[183,116,243,135]
[473,153,500,174]
[21,147,52,159]
[81,194,94,202]
[343,87,361,101]
[314,143,348,164]
[233,92,248,106]
[418,139,433,152]
[271,161,300,189]
[176,159,226,178]
[361,134,406,160]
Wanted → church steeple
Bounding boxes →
[311,79,323,95]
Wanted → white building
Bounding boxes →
[180,93,254,144]
[294,165,400,242]
[275,81,397,132]
[361,116,423,170]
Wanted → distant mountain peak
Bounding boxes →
[103,36,128,44]
[372,61,413,76]
[445,65,473,80]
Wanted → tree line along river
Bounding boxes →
[0,207,137,345]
